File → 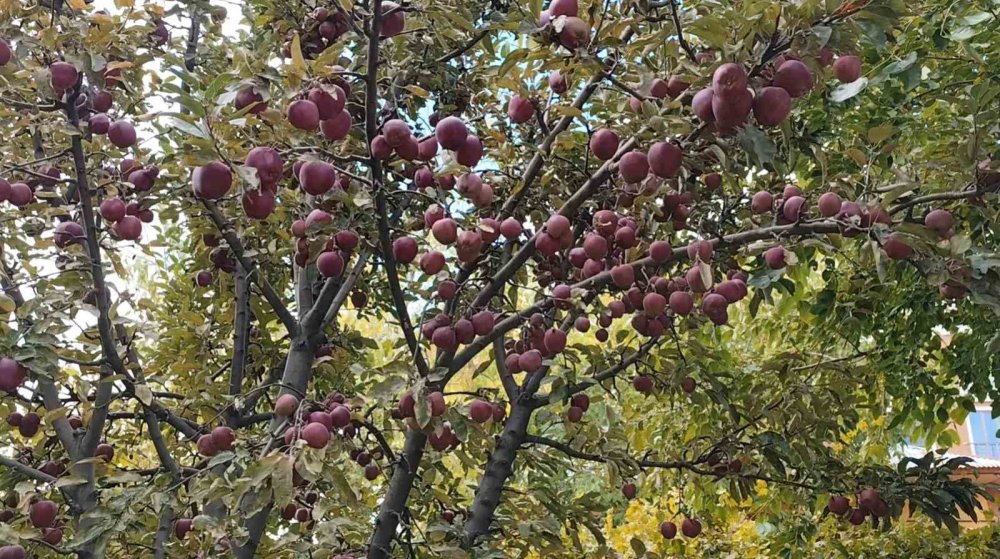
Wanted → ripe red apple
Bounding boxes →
[712,88,752,131]
[649,240,673,263]
[508,95,534,124]
[567,405,583,422]
[883,234,912,260]
[235,86,266,114]
[764,246,787,269]
[469,400,493,423]
[782,195,807,222]
[0,545,26,559]
[305,209,333,229]
[329,405,351,428]
[18,412,40,436]
[298,161,337,195]
[772,59,814,97]
[618,151,649,183]
[192,161,233,199]
[174,518,193,540]
[590,129,619,160]
[210,426,235,451]
[302,422,330,449]
[108,120,137,148]
[548,70,568,93]
[198,433,220,456]
[558,17,590,49]
[666,76,690,98]
[320,110,352,141]
[632,375,654,394]
[274,394,299,416]
[287,100,320,131]
[544,328,567,354]
[468,310,494,335]
[89,113,111,134]
[752,86,791,127]
[245,146,283,188]
[659,520,677,539]
[828,495,850,515]
[751,191,773,214]
[0,39,11,66]
[419,250,445,275]
[113,215,142,240]
[392,237,418,264]
[648,141,682,178]
[550,0,578,16]
[691,88,715,122]
[924,209,953,235]
[308,86,346,120]
[29,499,57,528]
[417,137,438,160]
[9,182,33,207]
[669,290,693,315]
[428,391,447,416]
[437,280,458,300]
[687,240,713,262]
[621,482,637,499]
[50,61,79,91]
[456,135,484,167]
[194,270,213,287]
[681,517,702,537]
[681,376,696,393]
[99,198,127,222]
[818,192,842,217]
[519,349,543,373]
[42,527,62,545]
[242,189,275,219]
[53,221,84,248]
[610,264,635,289]
[435,116,468,150]
[833,55,862,83]
[650,78,669,99]
[380,2,405,37]
[382,119,412,148]
[712,63,747,96]
[0,358,25,392]
[858,488,880,511]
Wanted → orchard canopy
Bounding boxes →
[0,0,999,556]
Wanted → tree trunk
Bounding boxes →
[367,429,427,559]
[462,401,533,547]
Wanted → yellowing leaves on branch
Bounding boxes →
[0,0,998,557]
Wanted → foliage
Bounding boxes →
[0,0,998,557]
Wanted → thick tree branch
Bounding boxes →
[0,455,57,484]
[462,400,535,547]
[493,338,518,402]
[365,1,429,379]
[228,263,251,424]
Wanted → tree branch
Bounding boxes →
[668,0,698,62]
[201,200,300,337]
[0,455,57,484]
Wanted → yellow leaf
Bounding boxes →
[289,33,306,78]
[68,0,87,9]
[113,0,133,8]
[404,85,429,98]
[0,294,15,314]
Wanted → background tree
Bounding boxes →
[0,0,998,557]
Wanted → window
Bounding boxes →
[967,410,1000,458]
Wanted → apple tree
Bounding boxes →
[0,0,998,557]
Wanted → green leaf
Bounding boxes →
[830,78,869,103]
